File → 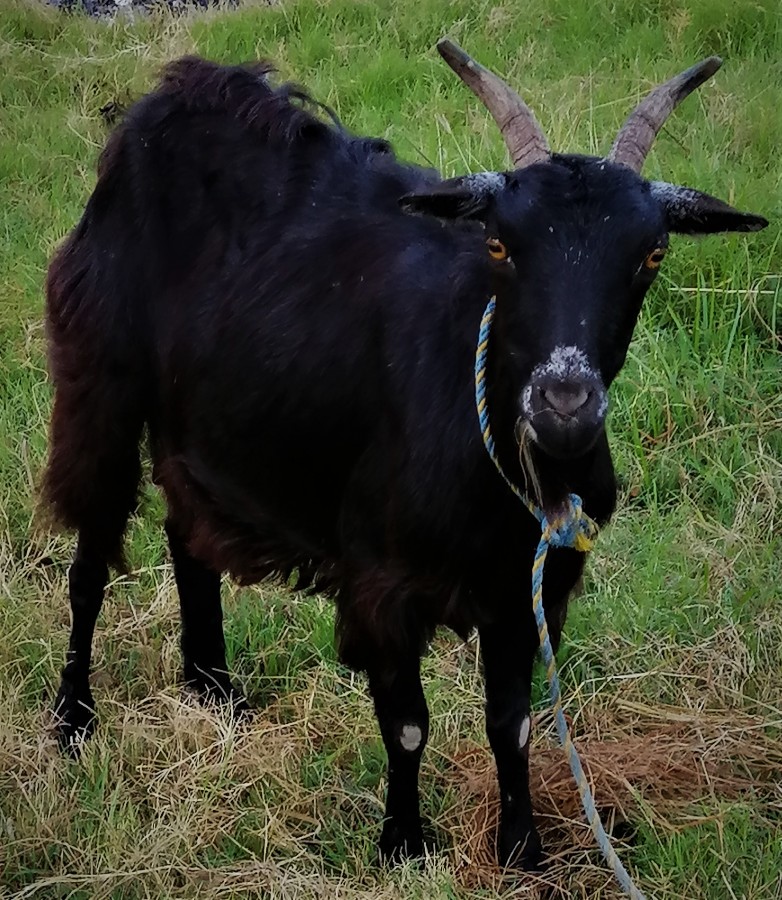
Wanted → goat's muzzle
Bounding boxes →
[522,372,607,460]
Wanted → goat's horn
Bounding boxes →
[437,38,550,169]
[609,57,722,172]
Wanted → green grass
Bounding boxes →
[1,0,781,897]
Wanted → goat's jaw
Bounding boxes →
[528,421,604,461]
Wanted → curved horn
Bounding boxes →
[437,38,550,169]
[609,57,722,172]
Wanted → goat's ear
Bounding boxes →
[650,182,768,234]
[399,172,507,221]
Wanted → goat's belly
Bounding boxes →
[153,442,346,585]
[152,323,378,575]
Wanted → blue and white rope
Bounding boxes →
[475,296,646,900]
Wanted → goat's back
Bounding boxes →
[45,57,503,586]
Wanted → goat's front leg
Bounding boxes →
[367,653,429,863]
[479,619,542,870]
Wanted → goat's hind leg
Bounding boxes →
[165,520,247,712]
[53,534,109,754]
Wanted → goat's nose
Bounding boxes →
[541,384,590,416]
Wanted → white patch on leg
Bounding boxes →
[400,724,422,751]
[518,715,531,750]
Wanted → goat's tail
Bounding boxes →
[42,138,150,569]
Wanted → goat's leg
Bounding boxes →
[368,654,430,862]
[165,520,246,711]
[480,620,542,870]
[53,536,109,753]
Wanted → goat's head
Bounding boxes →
[401,41,767,462]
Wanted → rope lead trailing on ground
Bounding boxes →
[475,296,647,900]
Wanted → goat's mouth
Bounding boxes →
[524,414,604,460]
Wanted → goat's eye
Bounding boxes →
[644,247,667,270]
[487,238,509,261]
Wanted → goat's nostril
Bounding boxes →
[542,386,590,416]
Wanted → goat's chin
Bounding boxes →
[525,418,602,462]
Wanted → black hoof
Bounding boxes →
[52,683,97,756]
[378,818,433,865]
[186,668,250,716]
[498,828,544,872]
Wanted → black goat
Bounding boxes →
[44,42,766,868]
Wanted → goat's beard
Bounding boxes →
[515,418,544,508]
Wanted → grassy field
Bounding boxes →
[1,0,781,896]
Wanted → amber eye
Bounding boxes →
[486,237,509,261]
[644,247,667,269]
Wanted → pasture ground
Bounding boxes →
[1,0,780,896]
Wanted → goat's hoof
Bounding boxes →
[186,670,250,716]
[498,828,544,872]
[378,819,429,865]
[52,684,97,757]
[227,693,251,718]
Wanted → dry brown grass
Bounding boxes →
[446,704,782,896]
[3,483,782,899]
[3,564,781,900]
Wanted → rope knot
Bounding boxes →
[541,494,598,553]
